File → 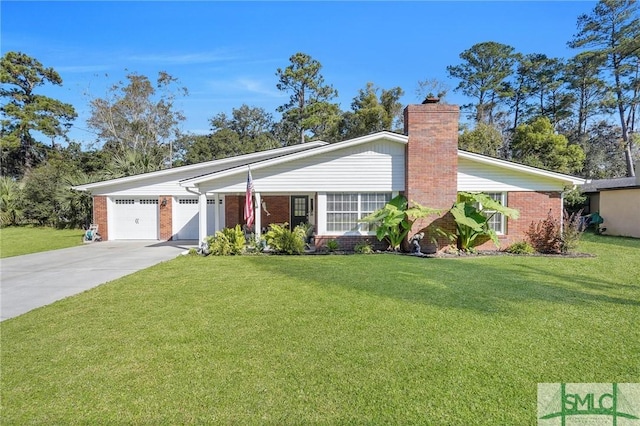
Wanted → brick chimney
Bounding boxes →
[404,102,460,244]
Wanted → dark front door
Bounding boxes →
[290,196,308,229]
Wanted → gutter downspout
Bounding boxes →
[560,190,566,235]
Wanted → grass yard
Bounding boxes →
[0,226,85,258]
[1,233,639,424]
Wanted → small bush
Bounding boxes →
[561,209,585,254]
[526,210,562,254]
[297,222,315,243]
[265,223,305,255]
[504,240,535,255]
[207,225,246,256]
[326,239,339,252]
[354,240,373,254]
[244,234,265,253]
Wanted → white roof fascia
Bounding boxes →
[72,141,328,191]
[458,150,586,186]
[180,131,408,188]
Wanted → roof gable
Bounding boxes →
[180,131,407,187]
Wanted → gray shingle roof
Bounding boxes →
[581,177,638,192]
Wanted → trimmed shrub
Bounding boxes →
[207,225,246,256]
[326,239,339,252]
[354,240,373,254]
[265,223,305,255]
[504,240,535,255]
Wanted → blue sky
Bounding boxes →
[2,1,597,147]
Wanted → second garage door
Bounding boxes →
[174,198,225,240]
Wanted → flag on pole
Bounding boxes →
[244,167,255,227]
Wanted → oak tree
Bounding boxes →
[511,117,585,174]
[87,71,187,174]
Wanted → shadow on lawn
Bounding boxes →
[245,255,640,315]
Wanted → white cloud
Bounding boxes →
[127,51,237,65]
[206,77,283,99]
[236,78,282,97]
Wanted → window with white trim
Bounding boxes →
[482,192,506,234]
[326,193,391,233]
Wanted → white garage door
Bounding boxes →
[174,198,199,240]
[112,198,159,240]
[207,199,225,236]
[173,198,225,240]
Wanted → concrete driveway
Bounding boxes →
[0,240,196,321]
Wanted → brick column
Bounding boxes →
[93,196,109,241]
[159,196,173,241]
[404,102,460,247]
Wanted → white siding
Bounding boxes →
[199,140,406,193]
[89,170,204,196]
[458,158,566,192]
[77,142,327,195]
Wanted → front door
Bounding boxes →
[290,196,308,229]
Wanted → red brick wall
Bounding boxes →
[225,195,292,232]
[92,196,109,241]
[314,235,387,252]
[225,195,243,228]
[261,196,289,230]
[476,191,562,250]
[159,196,172,241]
[404,103,460,249]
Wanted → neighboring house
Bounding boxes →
[581,171,640,238]
[74,103,585,250]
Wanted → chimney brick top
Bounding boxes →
[404,103,460,113]
[403,103,460,136]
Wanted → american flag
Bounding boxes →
[244,167,255,227]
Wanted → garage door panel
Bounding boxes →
[112,198,159,240]
[207,199,225,236]
[173,198,225,240]
[174,198,199,240]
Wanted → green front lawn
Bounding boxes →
[2,233,639,424]
[0,226,85,258]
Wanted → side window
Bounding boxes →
[483,192,506,234]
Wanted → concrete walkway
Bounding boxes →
[0,240,197,321]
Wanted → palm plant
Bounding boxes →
[0,176,24,226]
